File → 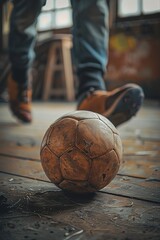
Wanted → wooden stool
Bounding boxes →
[42,34,75,101]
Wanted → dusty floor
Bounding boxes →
[0,100,160,240]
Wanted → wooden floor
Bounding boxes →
[0,100,160,240]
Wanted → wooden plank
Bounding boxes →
[0,155,159,203]
[0,155,48,181]
[123,139,160,156]
[103,174,160,203]
[0,172,160,240]
[119,155,160,178]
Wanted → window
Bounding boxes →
[37,0,72,31]
[143,0,160,14]
[118,0,140,17]
[117,0,160,20]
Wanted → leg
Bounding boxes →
[8,0,46,122]
[71,0,144,127]
[71,0,108,99]
[9,0,46,84]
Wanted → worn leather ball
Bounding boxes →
[40,111,123,193]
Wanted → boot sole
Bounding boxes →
[106,86,144,127]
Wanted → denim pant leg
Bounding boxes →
[9,0,46,85]
[71,0,109,98]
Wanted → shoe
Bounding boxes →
[8,75,32,123]
[77,84,144,127]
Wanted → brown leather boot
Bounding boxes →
[8,75,32,123]
[77,84,144,127]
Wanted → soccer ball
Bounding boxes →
[40,111,123,194]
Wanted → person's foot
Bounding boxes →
[8,75,32,123]
[77,84,144,127]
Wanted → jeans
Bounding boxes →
[9,0,109,97]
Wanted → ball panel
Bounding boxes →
[97,114,119,134]
[59,180,96,193]
[113,133,123,162]
[59,110,99,121]
[41,126,53,150]
[40,146,63,184]
[76,119,114,158]
[60,148,91,181]
[88,150,120,190]
[47,118,78,156]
